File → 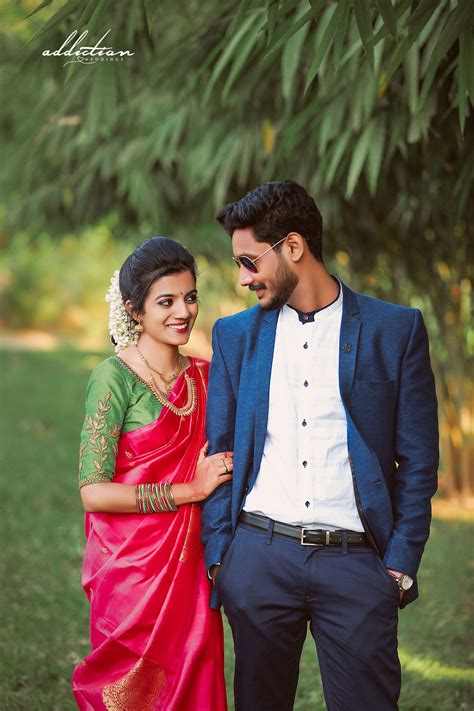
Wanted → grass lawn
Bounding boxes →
[1,349,473,710]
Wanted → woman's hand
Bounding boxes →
[191,442,233,501]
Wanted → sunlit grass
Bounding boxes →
[0,349,473,710]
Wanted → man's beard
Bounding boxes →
[260,258,298,311]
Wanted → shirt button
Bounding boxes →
[303,342,308,349]
[304,380,309,387]
[302,419,307,427]
[305,501,310,508]
[302,460,308,467]
[303,315,308,320]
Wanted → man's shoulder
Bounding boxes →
[214,305,263,335]
[350,287,418,322]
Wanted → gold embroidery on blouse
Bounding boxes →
[79,474,112,489]
[78,391,121,485]
[78,442,87,476]
[102,657,166,710]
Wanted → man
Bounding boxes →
[201,180,438,711]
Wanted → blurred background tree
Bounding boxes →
[0,0,472,496]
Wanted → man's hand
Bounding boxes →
[386,568,406,602]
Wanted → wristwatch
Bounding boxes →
[388,571,414,592]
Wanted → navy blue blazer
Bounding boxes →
[201,282,438,608]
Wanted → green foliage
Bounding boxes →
[0,0,472,234]
[0,221,134,345]
[0,220,250,348]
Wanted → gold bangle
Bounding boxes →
[166,483,178,511]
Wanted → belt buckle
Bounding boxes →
[300,528,326,546]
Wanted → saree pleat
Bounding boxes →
[72,359,227,711]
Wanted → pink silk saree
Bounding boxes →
[72,358,227,711]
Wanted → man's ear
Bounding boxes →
[285,232,305,263]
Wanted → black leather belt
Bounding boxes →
[239,511,368,546]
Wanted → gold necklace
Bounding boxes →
[148,373,197,417]
[135,346,182,394]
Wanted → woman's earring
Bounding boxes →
[135,319,144,333]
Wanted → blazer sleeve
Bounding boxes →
[200,320,236,574]
[383,309,439,576]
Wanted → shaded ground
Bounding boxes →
[1,350,473,710]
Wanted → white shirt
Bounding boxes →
[244,286,363,531]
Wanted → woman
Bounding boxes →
[72,237,232,710]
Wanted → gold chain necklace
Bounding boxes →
[134,346,197,416]
[135,346,182,394]
[148,373,197,417]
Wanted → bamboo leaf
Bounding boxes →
[76,0,96,29]
[318,95,346,158]
[28,0,82,43]
[420,8,445,76]
[229,0,253,34]
[309,0,328,20]
[333,0,352,70]
[386,113,406,162]
[237,134,255,186]
[305,4,340,93]
[459,28,474,103]
[408,94,436,143]
[281,8,311,103]
[203,13,258,102]
[431,0,473,65]
[264,8,313,58]
[418,62,437,111]
[214,139,244,208]
[84,0,111,42]
[404,43,419,115]
[25,0,53,19]
[408,0,443,34]
[324,129,352,188]
[366,115,386,195]
[417,2,445,48]
[223,17,263,98]
[346,120,375,197]
[266,0,279,45]
[375,0,398,40]
[353,0,374,70]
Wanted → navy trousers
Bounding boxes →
[215,521,401,711]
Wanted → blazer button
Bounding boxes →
[244,486,249,493]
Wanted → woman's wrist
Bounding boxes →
[171,481,203,505]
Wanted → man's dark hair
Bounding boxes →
[119,236,197,317]
[216,180,323,262]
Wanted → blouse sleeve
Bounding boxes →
[78,359,129,488]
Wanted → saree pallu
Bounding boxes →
[72,359,227,711]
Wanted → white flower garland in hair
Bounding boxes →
[105,270,139,353]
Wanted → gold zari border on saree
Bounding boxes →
[102,657,166,710]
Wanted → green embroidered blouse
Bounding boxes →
[78,357,163,488]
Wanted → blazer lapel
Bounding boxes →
[339,282,361,405]
[252,309,279,482]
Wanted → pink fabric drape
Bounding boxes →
[72,359,227,711]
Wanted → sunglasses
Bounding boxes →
[232,236,287,273]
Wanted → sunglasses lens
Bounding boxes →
[240,256,258,273]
